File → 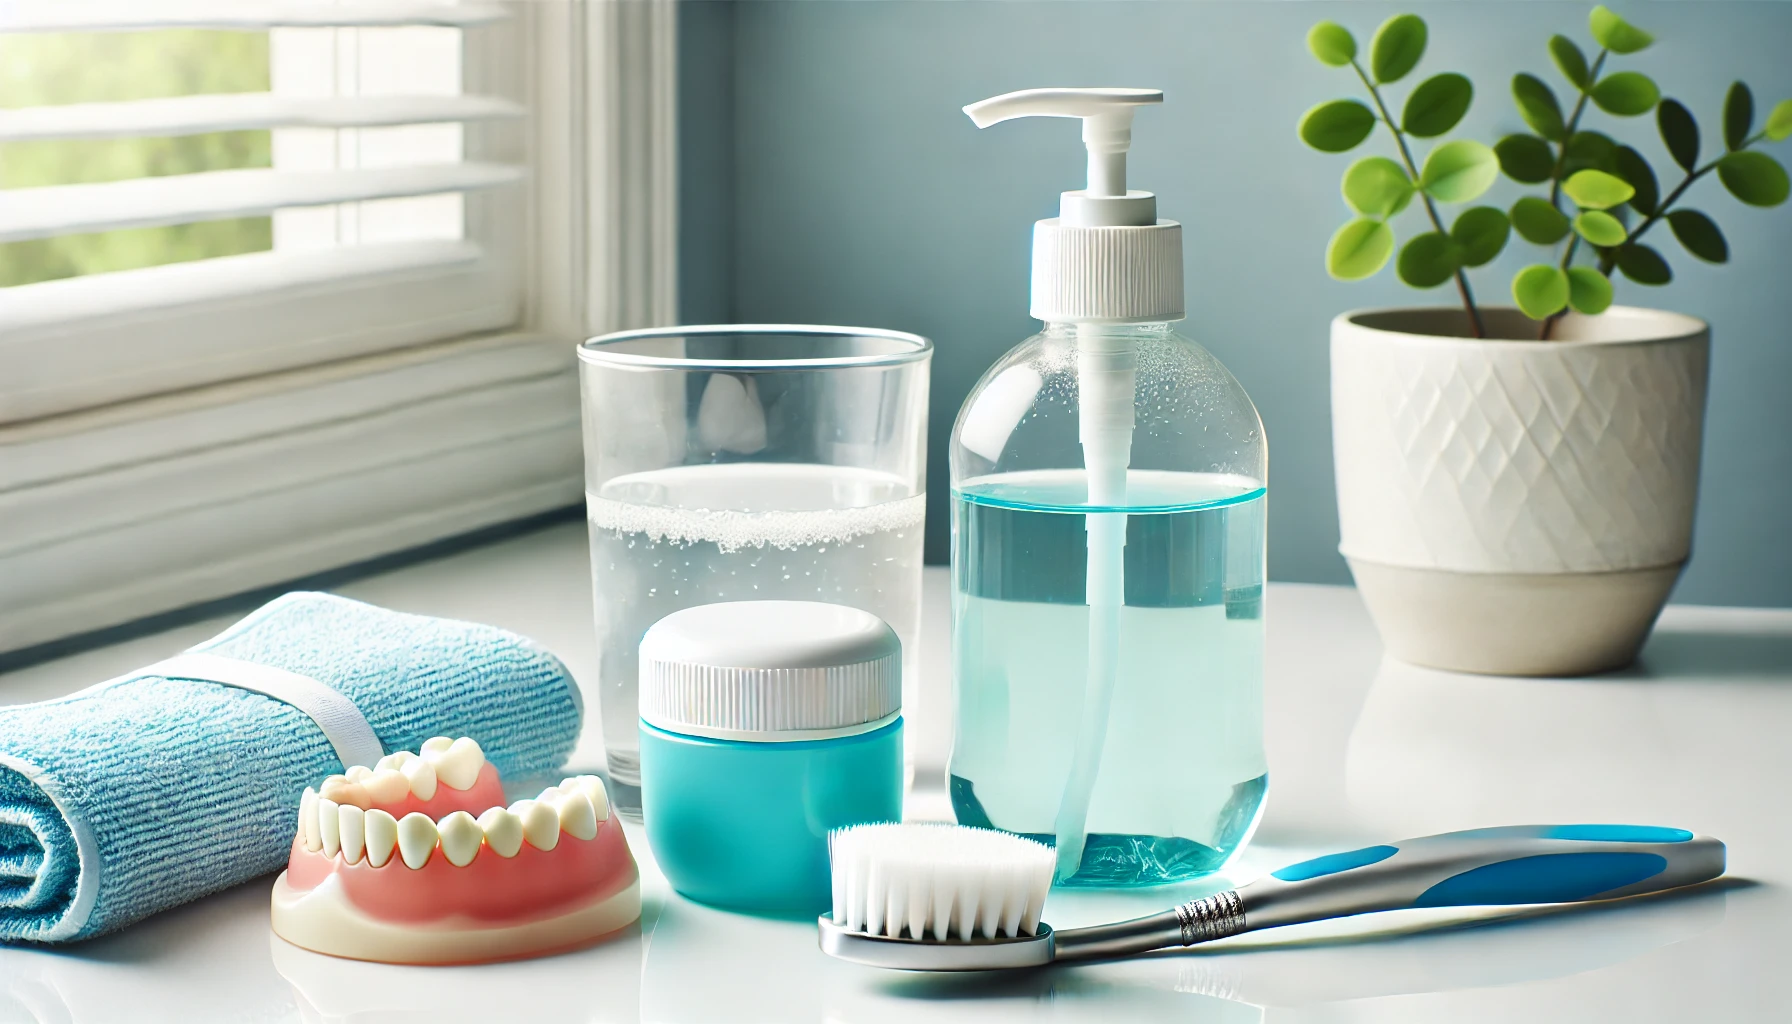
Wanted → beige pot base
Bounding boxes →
[1347,559,1684,677]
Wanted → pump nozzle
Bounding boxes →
[964,88,1162,226]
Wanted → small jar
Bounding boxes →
[637,601,903,916]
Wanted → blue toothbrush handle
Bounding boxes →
[1051,824,1725,962]
[1235,824,1726,931]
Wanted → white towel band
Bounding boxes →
[126,652,384,770]
[41,650,384,940]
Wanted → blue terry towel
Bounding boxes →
[0,592,584,943]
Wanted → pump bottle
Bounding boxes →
[948,88,1269,887]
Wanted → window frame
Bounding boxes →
[0,0,678,657]
[0,8,529,424]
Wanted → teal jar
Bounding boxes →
[637,601,903,916]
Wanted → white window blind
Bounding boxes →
[0,0,678,658]
[0,0,528,423]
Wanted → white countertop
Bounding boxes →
[2,521,1788,1022]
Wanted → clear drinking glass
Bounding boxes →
[578,325,932,815]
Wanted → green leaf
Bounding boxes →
[1403,73,1473,138]
[1511,196,1572,244]
[1614,146,1659,216]
[1657,99,1700,172]
[1513,264,1570,318]
[1724,82,1754,151]
[1564,131,1618,175]
[1574,210,1628,246]
[1396,232,1462,288]
[1717,150,1790,207]
[1616,243,1672,285]
[1591,72,1660,117]
[1566,266,1614,314]
[1307,21,1357,67]
[1549,35,1591,91]
[1667,209,1729,263]
[1563,169,1636,210]
[1371,14,1427,84]
[1496,134,1556,184]
[1299,99,1377,153]
[1769,99,1792,143]
[1589,6,1654,55]
[1327,218,1395,279]
[1451,206,1511,267]
[1513,73,1566,141]
[1420,139,1500,203]
[1342,157,1415,216]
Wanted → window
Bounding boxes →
[0,1,528,421]
[0,1,677,655]
[0,28,276,288]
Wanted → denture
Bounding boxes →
[270,737,640,964]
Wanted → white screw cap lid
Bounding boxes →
[638,601,901,742]
[1031,219,1184,323]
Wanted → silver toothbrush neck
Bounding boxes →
[1052,890,1247,962]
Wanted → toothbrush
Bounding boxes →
[819,823,1725,971]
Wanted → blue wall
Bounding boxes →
[678,1,1792,608]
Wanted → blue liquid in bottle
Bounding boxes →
[950,469,1267,886]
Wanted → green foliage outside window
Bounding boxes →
[0,30,274,288]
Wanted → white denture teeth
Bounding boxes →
[437,811,483,867]
[396,812,438,869]
[319,777,370,809]
[364,809,399,868]
[511,798,560,852]
[422,737,485,790]
[477,807,524,858]
[297,738,509,868]
[399,757,438,801]
[299,787,322,852]
[338,804,366,865]
[563,775,611,822]
[318,796,342,858]
[555,790,599,841]
[363,767,410,804]
[374,750,416,773]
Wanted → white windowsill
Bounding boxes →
[0,331,581,654]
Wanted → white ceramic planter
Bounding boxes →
[1331,306,1709,676]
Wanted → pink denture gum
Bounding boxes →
[271,737,640,964]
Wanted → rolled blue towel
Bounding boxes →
[0,592,584,943]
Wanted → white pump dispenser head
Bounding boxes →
[964,87,1161,228]
[963,87,1183,324]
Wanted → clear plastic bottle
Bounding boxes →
[950,90,1267,887]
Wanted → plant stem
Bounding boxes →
[1539,235,1583,340]
[1538,51,1606,340]
[1547,51,1607,208]
[1596,158,1721,276]
[1352,60,1486,339]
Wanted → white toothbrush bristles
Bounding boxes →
[828,823,1054,941]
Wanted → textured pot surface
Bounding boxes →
[1331,306,1709,676]
[1331,306,1709,576]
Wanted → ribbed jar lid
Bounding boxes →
[638,601,901,742]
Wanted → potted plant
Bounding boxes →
[1300,6,1791,675]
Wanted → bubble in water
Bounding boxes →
[587,490,924,554]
